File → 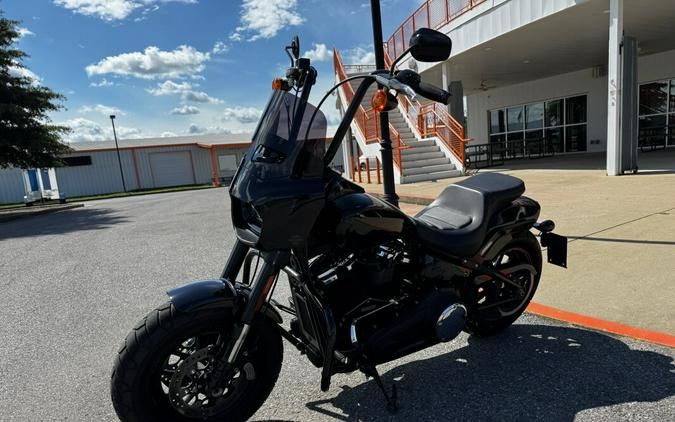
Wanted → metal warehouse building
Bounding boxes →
[0,132,345,204]
[0,133,252,204]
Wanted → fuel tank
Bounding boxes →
[325,192,412,249]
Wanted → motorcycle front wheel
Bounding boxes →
[111,302,283,422]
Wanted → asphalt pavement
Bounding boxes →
[0,189,673,421]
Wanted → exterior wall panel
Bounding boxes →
[55,150,136,197]
[0,168,27,204]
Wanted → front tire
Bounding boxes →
[111,303,283,422]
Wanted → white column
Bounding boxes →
[606,0,623,176]
[441,61,450,91]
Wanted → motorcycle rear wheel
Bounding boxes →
[464,232,542,336]
[111,302,283,422]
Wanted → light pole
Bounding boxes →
[110,115,127,192]
[370,0,398,207]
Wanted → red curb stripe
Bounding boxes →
[527,302,675,348]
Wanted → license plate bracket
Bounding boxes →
[540,232,568,268]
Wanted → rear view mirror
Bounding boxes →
[408,28,452,63]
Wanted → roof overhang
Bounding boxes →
[421,0,675,93]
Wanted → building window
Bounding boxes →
[507,106,524,132]
[62,156,92,166]
[639,78,675,147]
[488,94,587,154]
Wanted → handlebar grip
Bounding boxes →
[415,81,451,105]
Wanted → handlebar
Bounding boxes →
[376,69,451,105]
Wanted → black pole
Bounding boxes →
[110,115,127,193]
[370,0,398,207]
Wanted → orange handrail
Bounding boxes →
[333,48,409,176]
[385,0,488,60]
[383,49,467,165]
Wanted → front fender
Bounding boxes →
[167,279,282,323]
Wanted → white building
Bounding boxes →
[0,132,345,205]
[336,0,675,182]
[0,133,252,204]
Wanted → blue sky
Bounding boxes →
[5,0,417,142]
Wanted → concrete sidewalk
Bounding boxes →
[363,164,675,336]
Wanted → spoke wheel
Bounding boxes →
[111,303,283,422]
[465,233,542,337]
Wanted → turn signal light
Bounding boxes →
[272,78,283,90]
[371,89,389,112]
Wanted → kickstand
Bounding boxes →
[361,365,398,413]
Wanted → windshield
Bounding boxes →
[230,90,328,205]
[242,91,327,180]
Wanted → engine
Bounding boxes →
[305,242,467,365]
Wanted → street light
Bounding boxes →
[370,0,398,207]
[110,114,127,193]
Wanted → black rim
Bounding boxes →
[474,246,535,320]
[153,331,253,419]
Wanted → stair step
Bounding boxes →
[402,151,447,161]
[403,157,451,168]
[401,170,463,184]
[401,146,439,155]
[405,140,436,147]
[403,164,456,176]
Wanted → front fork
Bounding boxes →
[209,241,289,390]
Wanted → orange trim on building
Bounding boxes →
[131,147,141,190]
[210,146,220,187]
[527,302,675,348]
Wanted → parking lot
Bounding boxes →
[1,189,674,421]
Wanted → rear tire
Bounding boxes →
[111,303,283,422]
[464,232,542,337]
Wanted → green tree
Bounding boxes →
[0,11,71,169]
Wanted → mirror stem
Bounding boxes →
[389,46,412,74]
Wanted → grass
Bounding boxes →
[0,203,24,210]
[0,184,214,209]
[68,184,213,202]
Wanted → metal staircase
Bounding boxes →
[334,48,466,184]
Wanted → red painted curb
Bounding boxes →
[527,302,675,348]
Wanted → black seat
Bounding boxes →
[414,173,525,257]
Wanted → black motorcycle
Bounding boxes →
[111,29,567,421]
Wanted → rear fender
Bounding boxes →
[167,279,282,323]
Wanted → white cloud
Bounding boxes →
[303,43,332,62]
[89,78,115,87]
[212,41,228,55]
[183,91,222,104]
[222,106,262,123]
[61,117,142,142]
[8,65,41,85]
[17,27,35,38]
[146,80,221,104]
[54,0,140,21]
[230,0,304,42]
[188,123,205,134]
[146,80,194,95]
[170,105,200,115]
[161,131,177,137]
[53,0,197,22]
[86,45,210,80]
[78,104,124,116]
[346,46,376,65]
[187,124,241,135]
